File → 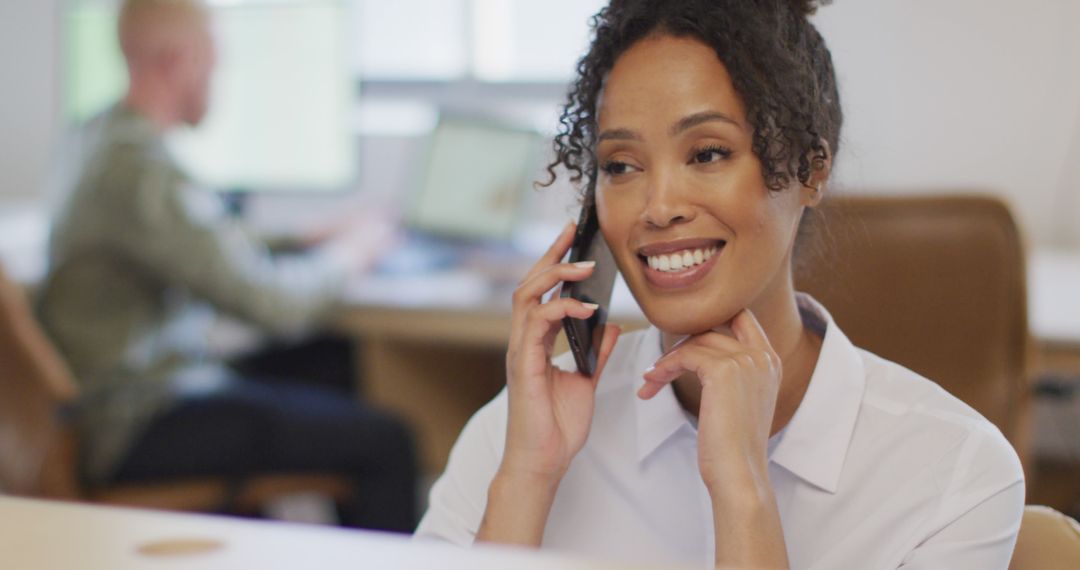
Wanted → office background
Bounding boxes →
[1,0,1079,531]
[1,0,1079,248]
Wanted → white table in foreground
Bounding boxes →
[0,496,671,570]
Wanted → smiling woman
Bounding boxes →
[415,1,1025,569]
[593,34,821,339]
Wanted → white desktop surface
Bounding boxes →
[344,248,1080,345]
[0,203,49,287]
[0,496,662,570]
[1029,248,1080,345]
[344,267,644,317]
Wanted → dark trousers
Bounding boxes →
[229,335,361,395]
[110,336,418,532]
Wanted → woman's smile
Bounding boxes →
[636,237,726,290]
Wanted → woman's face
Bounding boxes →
[595,34,818,335]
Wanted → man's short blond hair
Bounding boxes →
[118,0,209,61]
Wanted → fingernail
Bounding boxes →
[644,364,655,374]
[582,302,599,310]
[574,261,596,268]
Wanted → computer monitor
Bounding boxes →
[406,116,545,243]
[64,0,356,193]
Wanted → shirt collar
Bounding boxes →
[631,324,690,463]
[630,294,866,494]
[769,295,866,494]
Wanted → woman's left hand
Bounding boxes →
[638,309,782,490]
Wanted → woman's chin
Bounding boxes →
[642,307,734,337]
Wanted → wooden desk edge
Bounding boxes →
[336,305,649,349]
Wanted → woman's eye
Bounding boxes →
[691,146,732,164]
[601,160,635,176]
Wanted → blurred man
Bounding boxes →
[37,0,417,531]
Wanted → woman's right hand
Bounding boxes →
[500,221,621,483]
[477,221,620,546]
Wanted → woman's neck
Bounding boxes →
[662,287,822,437]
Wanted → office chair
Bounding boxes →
[1010,505,1080,570]
[0,263,351,517]
[795,194,1032,464]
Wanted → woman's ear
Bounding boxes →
[801,139,832,208]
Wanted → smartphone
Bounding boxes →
[560,202,618,376]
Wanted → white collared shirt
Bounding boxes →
[415,295,1025,569]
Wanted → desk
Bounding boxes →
[339,298,514,474]
[5,202,1080,475]
[1025,250,1080,513]
[1029,249,1080,377]
[0,203,48,287]
[338,250,1080,475]
[337,271,647,474]
[0,496,666,569]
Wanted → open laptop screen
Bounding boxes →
[406,117,544,243]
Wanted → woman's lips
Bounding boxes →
[637,240,725,289]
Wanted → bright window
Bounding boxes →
[352,0,605,82]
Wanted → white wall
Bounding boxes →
[0,0,59,201]
[814,0,1080,247]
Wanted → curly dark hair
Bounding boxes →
[545,0,842,199]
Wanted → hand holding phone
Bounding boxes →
[560,203,618,376]
[487,216,622,534]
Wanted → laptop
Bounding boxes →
[375,115,546,275]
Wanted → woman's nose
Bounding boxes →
[640,170,694,228]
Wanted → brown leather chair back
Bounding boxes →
[0,264,80,496]
[796,194,1030,462]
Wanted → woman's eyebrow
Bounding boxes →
[597,110,740,143]
[669,111,741,136]
[597,127,641,143]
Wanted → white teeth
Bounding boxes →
[645,245,720,273]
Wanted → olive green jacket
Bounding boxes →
[37,104,347,482]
